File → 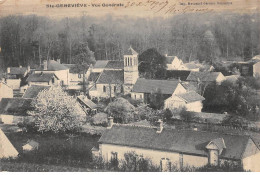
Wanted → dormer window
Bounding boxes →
[206,138,226,166]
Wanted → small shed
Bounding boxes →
[22,140,39,152]
[77,95,98,114]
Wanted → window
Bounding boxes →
[160,158,171,172]
[140,95,142,99]
[128,57,130,66]
[52,78,55,84]
[114,86,116,93]
[130,58,132,66]
[78,74,82,78]
[103,86,106,92]
[134,95,136,99]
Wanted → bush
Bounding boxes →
[196,161,245,172]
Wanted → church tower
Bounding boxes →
[123,46,139,94]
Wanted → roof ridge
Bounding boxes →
[114,123,157,129]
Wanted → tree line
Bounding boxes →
[0,12,259,70]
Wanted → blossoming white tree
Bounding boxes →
[29,86,86,133]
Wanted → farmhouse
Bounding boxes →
[34,59,70,86]
[95,119,260,172]
[131,78,204,112]
[0,98,33,125]
[63,64,90,91]
[26,73,59,86]
[5,66,30,91]
[186,72,226,85]
[237,55,260,77]
[165,55,183,70]
[164,91,205,112]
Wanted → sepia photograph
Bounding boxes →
[0,0,260,172]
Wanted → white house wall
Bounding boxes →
[131,92,144,100]
[186,101,203,112]
[242,151,260,172]
[0,83,13,100]
[6,79,21,90]
[35,70,70,86]
[100,143,208,169]
[173,84,187,95]
[253,62,260,77]
[216,74,226,85]
[164,96,185,110]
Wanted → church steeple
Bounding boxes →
[123,46,139,94]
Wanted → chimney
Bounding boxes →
[19,65,22,68]
[43,60,47,70]
[107,116,114,129]
[178,77,181,82]
[57,59,61,64]
[7,67,10,74]
[156,119,163,133]
[165,54,168,57]
[27,65,30,72]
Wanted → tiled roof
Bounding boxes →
[186,72,223,82]
[37,60,69,71]
[166,70,191,81]
[132,78,180,95]
[63,64,88,74]
[176,91,205,103]
[77,95,97,109]
[183,63,200,69]
[124,47,138,55]
[105,61,124,69]
[96,70,124,84]
[22,85,51,99]
[99,124,255,160]
[88,72,101,82]
[27,73,58,82]
[9,67,27,75]
[0,98,33,116]
[93,60,109,69]
[180,82,198,92]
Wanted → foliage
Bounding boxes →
[203,79,260,121]
[0,13,259,70]
[196,161,245,172]
[28,86,86,133]
[105,97,135,123]
[138,48,167,79]
[91,113,108,127]
[119,152,159,172]
[5,132,100,170]
[179,108,194,122]
[149,88,165,110]
[134,104,155,121]
[162,109,173,122]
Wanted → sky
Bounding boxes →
[0,0,259,19]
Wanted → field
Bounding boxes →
[1,130,101,172]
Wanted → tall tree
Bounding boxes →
[138,48,167,79]
[28,86,86,133]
